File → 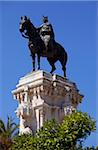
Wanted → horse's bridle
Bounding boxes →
[21,31,29,39]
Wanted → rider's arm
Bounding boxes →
[36,24,43,33]
[37,27,41,33]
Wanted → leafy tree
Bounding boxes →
[35,111,96,150]
[0,116,18,150]
[58,111,96,149]
[11,134,36,150]
[35,119,60,150]
[11,120,59,150]
[11,111,96,150]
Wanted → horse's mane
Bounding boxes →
[28,19,36,30]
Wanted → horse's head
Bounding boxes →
[19,16,31,33]
[19,16,37,39]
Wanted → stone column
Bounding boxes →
[39,109,44,128]
[12,70,83,134]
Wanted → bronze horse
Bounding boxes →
[19,16,68,77]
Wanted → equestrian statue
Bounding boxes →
[19,16,68,77]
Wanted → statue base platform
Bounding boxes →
[12,70,83,135]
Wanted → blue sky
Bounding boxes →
[0,1,97,147]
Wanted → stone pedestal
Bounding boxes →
[12,70,83,135]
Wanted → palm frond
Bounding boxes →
[0,116,18,149]
[0,119,6,134]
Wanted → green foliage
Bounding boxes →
[11,111,96,150]
[11,134,36,150]
[35,119,60,150]
[34,111,96,150]
[58,111,96,149]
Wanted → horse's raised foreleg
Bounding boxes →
[32,53,35,71]
[37,54,40,70]
[47,58,56,74]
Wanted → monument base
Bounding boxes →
[12,70,83,135]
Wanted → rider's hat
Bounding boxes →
[43,16,48,23]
